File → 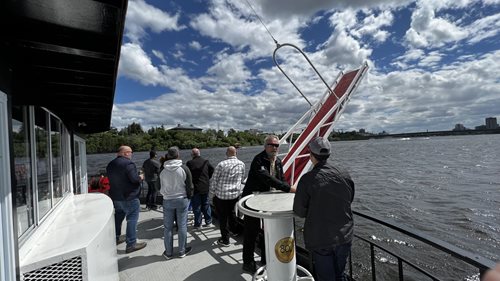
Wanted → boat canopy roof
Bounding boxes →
[2,0,128,134]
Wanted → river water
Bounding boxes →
[87,134,499,280]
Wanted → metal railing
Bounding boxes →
[349,210,496,281]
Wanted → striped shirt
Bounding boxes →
[210,156,246,200]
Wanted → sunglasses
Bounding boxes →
[266,143,280,148]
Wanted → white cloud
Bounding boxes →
[466,13,500,44]
[189,41,203,50]
[352,10,394,42]
[404,1,469,49]
[203,52,252,90]
[118,43,164,86]
[125,0,184,43]
[152,49,166,63]
[319,30,372,67]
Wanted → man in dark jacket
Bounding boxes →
[106,145,147,253]
[241,135,296,274]
[186,148,214,228]
[293,137,355,281]
[142,150,161,210]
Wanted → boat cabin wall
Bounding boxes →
[0,96,91,280]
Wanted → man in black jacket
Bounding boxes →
[142,150,160,210]
[186,148,214,228]
[241,135,296,274]
[107,145,147,253]
[293,137,355,281]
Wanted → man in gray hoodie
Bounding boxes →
[159,147,194,259]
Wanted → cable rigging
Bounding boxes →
[242,0,340,107]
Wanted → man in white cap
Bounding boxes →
[293,136,355,281]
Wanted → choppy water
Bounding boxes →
[87,134,499,280]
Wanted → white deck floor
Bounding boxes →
[117,206,256,281]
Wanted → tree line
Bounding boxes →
[84,122,267,154]
[83,122,371,154]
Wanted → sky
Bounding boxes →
[113,0,500,134]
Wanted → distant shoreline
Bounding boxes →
[366,128,500,139]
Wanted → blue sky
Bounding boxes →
[113,0,500,134]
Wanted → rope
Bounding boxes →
[242,0,279,46]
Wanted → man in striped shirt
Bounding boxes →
[210,146,246,247]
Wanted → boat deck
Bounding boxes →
[117,206,254,281]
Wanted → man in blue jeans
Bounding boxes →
[293,137,355,281]
[159,147,194,259]
[107,145,147,253]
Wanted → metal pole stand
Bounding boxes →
[237,192,314,281]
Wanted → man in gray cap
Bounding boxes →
[293,136,355,281]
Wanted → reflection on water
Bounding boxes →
[88,134,500,279]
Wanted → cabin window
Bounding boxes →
[51,116,64,205]
[12,106,35,237]
[14,106,73,242]
[35,108,52,219]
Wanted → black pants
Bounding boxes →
[243,216,265,265]
[214,196,239,242]
[146,180,159,207]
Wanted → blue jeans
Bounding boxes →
[191,193,211,227]
[113,199,140,248]
[312,242,352,281]
[163,198,189,256]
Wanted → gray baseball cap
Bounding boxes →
[308,136,331,156]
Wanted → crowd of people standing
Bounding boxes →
[105,135,357,281]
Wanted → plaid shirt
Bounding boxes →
[210,156,246,200]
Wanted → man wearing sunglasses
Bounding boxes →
[241,135,296,274]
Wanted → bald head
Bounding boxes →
[226,146,237,157]
[117,145,133,159]
[191,148,200,158]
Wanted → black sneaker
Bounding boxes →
[242,261,256,274]
[216,238,230,247]
[179,246,192,258]
[162,251,173,260]
[125,241,147,253]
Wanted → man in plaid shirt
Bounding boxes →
[210,146,246,247]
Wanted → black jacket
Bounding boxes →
[186,156,214,194]
[106,156,142,201]
[142,158,160,182]
[293,162,355,250]
[242,150,290,197]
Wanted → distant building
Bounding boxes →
[485,117,499,129]
[169,124,203,132]
[359,128,366,134]
[453,124,466,131]
[246,128,263,135]
[475,125,487,130]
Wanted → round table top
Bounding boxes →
[245,191,295,213]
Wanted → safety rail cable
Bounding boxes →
[351,210,495,280]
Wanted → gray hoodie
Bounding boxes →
[159,159,193,200]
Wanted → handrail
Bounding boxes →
[352,210,496,279]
